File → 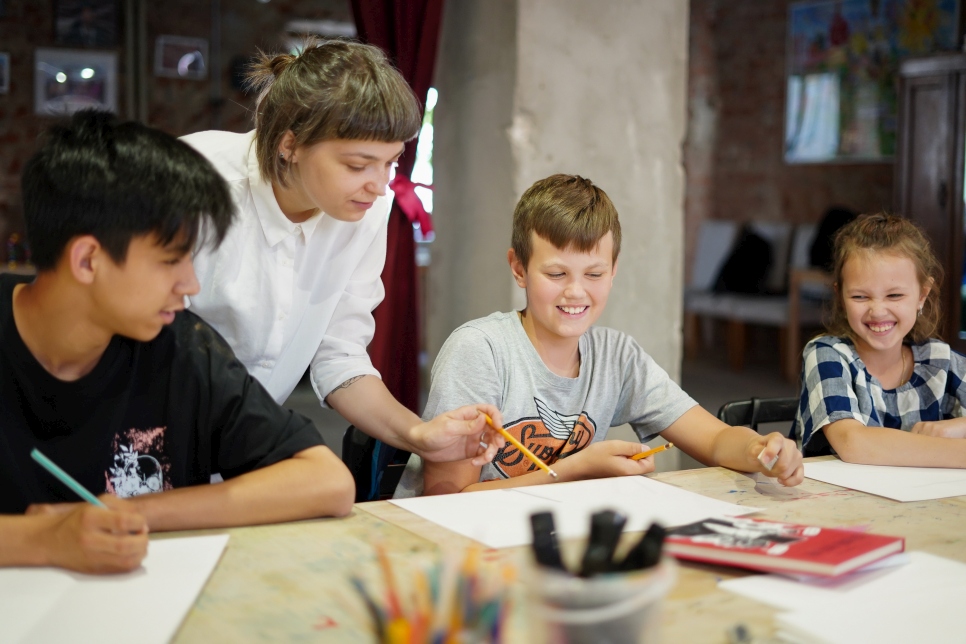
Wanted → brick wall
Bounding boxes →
[0,0,351,261]
[684,0,895,283]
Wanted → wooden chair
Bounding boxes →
[685,222,825,378]
[786,268,833,381]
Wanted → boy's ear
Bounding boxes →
[507,248,527,288]
[611,258,619,280]
[67,235,101,285]
[278,130,297,163]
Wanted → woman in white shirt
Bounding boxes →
[183,39,503,466]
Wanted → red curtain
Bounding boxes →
[351,0,445,412]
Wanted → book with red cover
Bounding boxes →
[664,517,904,577]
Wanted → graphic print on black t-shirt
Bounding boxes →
[493,397,597,478]
[105,427,173,497]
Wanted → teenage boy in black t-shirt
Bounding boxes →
[0,111,355,573]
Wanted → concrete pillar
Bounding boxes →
[431,0,690,470]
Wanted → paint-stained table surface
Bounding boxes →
[171,457,966,642]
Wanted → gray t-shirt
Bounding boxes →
[395,311,697,497]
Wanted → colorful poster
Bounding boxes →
[785,0,959,163]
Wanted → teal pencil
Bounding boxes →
[30,448,107,507]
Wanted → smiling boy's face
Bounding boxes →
[89,233,199,342]
[510,231,617,343]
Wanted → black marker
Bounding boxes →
[579,510,627,577]
[530,511,565,571]
[619,522,666,571]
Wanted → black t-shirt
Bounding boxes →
[0,275,326,514]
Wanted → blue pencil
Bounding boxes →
[30,448,107,507]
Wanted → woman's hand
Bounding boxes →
[411,405,507,466]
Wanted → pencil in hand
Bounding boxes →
[630,442,674,461]
[30,448,107,507]
[480,413,558,478]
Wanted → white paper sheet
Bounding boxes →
[0,534,229,644]
[758,552,966,644]
[803,459,966,502]
[776,593,966,644]
[720,551,966,643]
[389,475,760,548]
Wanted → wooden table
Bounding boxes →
[171,459,966,642]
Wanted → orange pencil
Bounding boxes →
[631,442,674,461]
[375,544,403,620]
[481,413,558,479]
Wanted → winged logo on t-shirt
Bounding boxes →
[492,397,597,478]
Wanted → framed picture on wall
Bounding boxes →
[154,36,208,80]
[54,0,118,48]
[0,53,9,94]
[785,0,960,164]
[34,48,117,115]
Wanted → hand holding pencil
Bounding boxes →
[24,449,148,573]
[631,443,674,461]
[411,404,507,467]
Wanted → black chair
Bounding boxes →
[716,397,799,438]
[341,426,411,502]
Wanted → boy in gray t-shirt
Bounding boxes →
[396,175,804,498]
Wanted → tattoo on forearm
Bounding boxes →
[332,375,364,393]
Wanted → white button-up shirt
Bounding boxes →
[182,130,389,405]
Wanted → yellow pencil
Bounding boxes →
[631,442,674,461]
[481,413,558,478]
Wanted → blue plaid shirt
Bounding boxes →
[795,336,966,457]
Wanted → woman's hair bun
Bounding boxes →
[269,53,295,77]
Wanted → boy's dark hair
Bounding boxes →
[246,38,422,188]
[512,174,621,269]
[22,110,233,271]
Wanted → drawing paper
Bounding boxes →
[763,552,966,643]
[0,534,228,643]
[720,551,965,612]
[804,459,966,502]
[389,475,760,548]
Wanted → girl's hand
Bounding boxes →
[750,432,804,487]
[554,441,656,481]
[911,419,966,439]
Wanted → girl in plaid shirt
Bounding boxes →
[796,214,966,465]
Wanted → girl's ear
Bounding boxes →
[278,130,297,163]
[920,276,934,308]
[507,249,527,288]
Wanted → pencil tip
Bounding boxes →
[549,470,558,479]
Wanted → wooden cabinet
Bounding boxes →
[896,54,966,351]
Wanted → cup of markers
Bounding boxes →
[528,511,676,644]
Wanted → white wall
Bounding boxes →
[428,0,520,349]
[430,0,690,469]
